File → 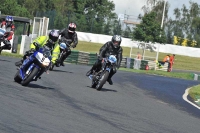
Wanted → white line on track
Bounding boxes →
[182,88,200,110]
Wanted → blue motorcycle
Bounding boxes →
[89,55,117,90]
[14,46,52,86]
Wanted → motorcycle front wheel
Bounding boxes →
[21,67,39,86]
[96,71,109,91]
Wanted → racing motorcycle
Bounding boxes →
[0,28,6,42]
[0,28,6,52]
[89,55,117,91]
[14,44,52,86]
[49,42,70,71]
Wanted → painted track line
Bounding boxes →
[183,88,200,110]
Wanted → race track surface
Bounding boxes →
[0,56,200,133]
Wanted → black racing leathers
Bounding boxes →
[99,41,123,68]
[58,28,78,63]
[89,41,123,81]
[59,28,78,48]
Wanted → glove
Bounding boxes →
[29,49,36,54]
[33,42,40,50]
[98,55,103,60]
[71,44,76,48]
[33,42,39,47]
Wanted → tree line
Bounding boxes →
[0,0,200,47]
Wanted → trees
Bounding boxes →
[0,0,30,17]
[133,12,166,43]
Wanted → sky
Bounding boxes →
[111,0,200,20]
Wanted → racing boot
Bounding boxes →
[107,78,113,85]
[107,72,115,85]
[60,61,65,66]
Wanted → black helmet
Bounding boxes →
[111,35,122,48]
[49,29,59,43]
[68,22,76,33]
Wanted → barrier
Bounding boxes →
[65,51,128,67]
[64,51,171,72]
[193,73,200,81]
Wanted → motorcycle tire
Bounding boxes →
[14,70,22,83]
[96,71,109,91]
[21,67,39,86]
[49,63,54,71]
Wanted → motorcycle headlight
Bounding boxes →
[42,61,50,66]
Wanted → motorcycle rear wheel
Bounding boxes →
[21,67,39,86]
[96,71,109,91]
[49,63,54,71]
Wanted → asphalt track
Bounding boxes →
[0,56,200,133]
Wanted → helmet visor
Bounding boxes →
[68,27,75,33]
[113,41,120,47]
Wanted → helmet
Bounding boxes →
[5,16,13,26]
[49,29,59,44]
[59,42,67,50]
[68,23,76,33]
[6,16,13,22]
[111,35,122,48]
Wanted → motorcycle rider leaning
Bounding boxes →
[0,16,15,54]
[57,22,78,66]
[51,41,67,66]
[86,35,123,85]
[15,29,59,80]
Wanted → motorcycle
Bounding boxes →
[14,45,52,86]
[0,28,6,52]
[0,28,6,42]
[89,55,117,91]
[49,42,70,71]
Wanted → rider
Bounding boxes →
[0,16,15,54]
[15,30,59,80]
[86,35,123,85]
[57,22,78,66]
[51,42,67,66]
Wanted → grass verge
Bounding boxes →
[189,85,200,102]
[119,68,194,80]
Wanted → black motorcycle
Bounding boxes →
[49,42,70,70]
[88,55,117,91]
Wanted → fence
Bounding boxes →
[65,50,169,72]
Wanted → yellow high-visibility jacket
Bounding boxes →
[30,36,49,50]
[51,45,61,64]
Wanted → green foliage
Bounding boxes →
[3,0,200,47]
[0,0,30,17]
[133,12,166,43]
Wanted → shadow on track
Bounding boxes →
[27,83,55,90]
[0,59,11,62]
[51,69,73,73]
[86,86,117,92]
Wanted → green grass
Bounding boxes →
[189,85,200,101]
[1,41,200,102]
[119,68,194,80]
